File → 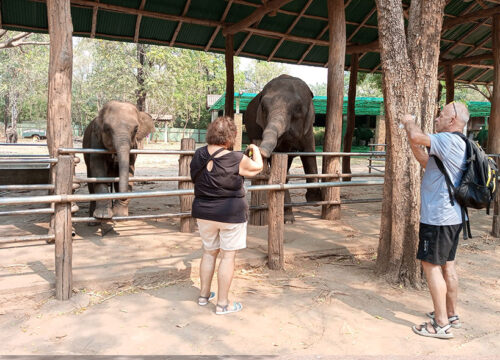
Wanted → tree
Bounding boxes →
[0,31,50,132]
[243,60,287,93]
[375,0,447,286]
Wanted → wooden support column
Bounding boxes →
[47,0,74,301]
[490,14,500,237]
[268,154,287,270]
[225,34,234,118]
[321,0,345,220]
[250,161,269,226]
[445,65,454,104]
[233,113,243,151]
[179,138,195,233]
[342,53,358,182]
[374,115,386,151]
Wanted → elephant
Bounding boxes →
[243,74,322,221]
[83,100,154,220]
[6,126,18,143]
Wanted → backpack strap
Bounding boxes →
[191,147,226,183]
[431,155,455,207]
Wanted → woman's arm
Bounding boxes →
[239,144,263,177]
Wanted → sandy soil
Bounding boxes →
[0,140,498,357]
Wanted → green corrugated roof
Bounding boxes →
[210,93,491,117]
[0,0,495,84]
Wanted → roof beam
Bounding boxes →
[347,7,376,42]
[90,0,99,38]
[468,68,490,83]
[205,0,233,51]
[235,31,253,56]
[223,0,293,36]
[440,53,493,66]
[438,34,492,77]
[297,24,328,64]
[170,0,191,46]
[440,18,489,57]
[267,0,314,61]
[297,0,355,65]
[443,5,500,30]
[229,0,376,29]
[133,0,147,43]
[54,0,222,27]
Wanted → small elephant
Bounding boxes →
[244,75,322,222]
[83,101,154,220]
[6,126,18,143]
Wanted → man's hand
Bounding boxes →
[401,114,416,128]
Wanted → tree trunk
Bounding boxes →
[342,53,359,181]
[47,0,74,300]
[490,14,500,237]
[225,34,234,118]
[375,0,446,286]
[136,43,146,111]
[3,94,9,135]
[321,0,345,220]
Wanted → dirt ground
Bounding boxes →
[0,140,499,357]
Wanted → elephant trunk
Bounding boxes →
[259,112,288,158]
[115,142,131,194]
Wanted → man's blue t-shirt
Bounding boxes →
[420,132,467,225]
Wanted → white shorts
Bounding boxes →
[197,219,247,251]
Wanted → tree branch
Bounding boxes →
[0,32,50,49]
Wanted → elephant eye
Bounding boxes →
[103,124,111,133]
[133,126,138,134]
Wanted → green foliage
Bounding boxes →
[313,126,325,145]
[354,127,374,143]
[243,60,287,93]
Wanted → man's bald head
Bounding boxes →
[435,102,469,133]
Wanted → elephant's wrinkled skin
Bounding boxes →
[243,75,322,221]
[83,101,154,220]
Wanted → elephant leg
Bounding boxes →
[301,148,322,202]
[112,159,134,217]
[90,154,113,219]
[283,156,295,223]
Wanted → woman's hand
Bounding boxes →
[239,144,264,177]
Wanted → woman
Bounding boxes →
[190,116,263,315]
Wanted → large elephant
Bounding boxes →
[244,75,322,218]
[83,101,154,220]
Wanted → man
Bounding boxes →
[401,102,469,339]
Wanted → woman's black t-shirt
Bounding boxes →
[190,146,247,223]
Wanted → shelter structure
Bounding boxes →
[1,0,500,298]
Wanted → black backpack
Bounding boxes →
[432,132,498,239]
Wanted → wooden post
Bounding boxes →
[490,14,500,237]
[374,115,386,151]
[268,154,287,270]
[179,138,196,233]
[250,161,269,226]
[233,113,243,151]
[321,0,345,220]
[342,53,358,182]
[445,65,454,104]
[47,0,74,301]
[225,34,234,118]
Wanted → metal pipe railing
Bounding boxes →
[74,172,385,183]
[72,212,191,223]
[0,184,54,191]
[0,159,56,164]
[0,180,384,206]
[0,234,55,244]
[0,208,54,216]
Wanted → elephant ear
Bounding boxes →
[254,94,266,131]
[137,112,155,141]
